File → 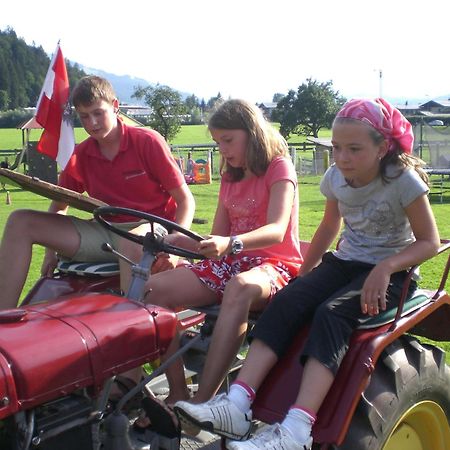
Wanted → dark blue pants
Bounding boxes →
[249,252,416,374]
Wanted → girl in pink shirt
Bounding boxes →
[144,99,302,415]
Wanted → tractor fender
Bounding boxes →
[0,293,177,419]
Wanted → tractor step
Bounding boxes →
[180,430,221,449]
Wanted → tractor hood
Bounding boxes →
[0,294,177,419]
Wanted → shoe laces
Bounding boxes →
[250,423,305,450]
[207,393,229,407]
[251,423,284,448]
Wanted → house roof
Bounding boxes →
[396,103,422,111]
[307,137,332,148]
[16,111,143,130]
[258,102,277,109]
[17,116,41,130]
[420,99,450,108]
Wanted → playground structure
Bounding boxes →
[174,149,212,184]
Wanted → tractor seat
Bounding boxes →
[57,260,120,277]
[192,290,431,331]
[359,289,430,329]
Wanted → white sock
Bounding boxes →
[228,382,254,413]
[281,407,314,443]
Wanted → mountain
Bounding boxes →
[80,66,152,105]
[80,65,193,105]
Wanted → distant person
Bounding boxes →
[0,75,195,310]
[186,151,195,175]
[175,98,440,450]
[133,99,302,432]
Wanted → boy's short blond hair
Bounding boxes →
[71,75,116,107]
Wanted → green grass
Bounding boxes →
[0,128,89,151]
[0,124,329,152]
[2,174,449,298]
[0,125,215,151]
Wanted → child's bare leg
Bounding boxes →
[238,346,333,412]
[144,267,217,404]
[192,270,271,403]
[235,338,279,390]
[294,357,334,413]
[160,331,191,403]
[0,210,80,309]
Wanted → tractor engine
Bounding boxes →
[0,293,177,449]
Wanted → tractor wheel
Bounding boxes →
[338,335,450,450]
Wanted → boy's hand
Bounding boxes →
[151,253,179,274]
[41,250,58,277]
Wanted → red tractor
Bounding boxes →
[0,204,449,450]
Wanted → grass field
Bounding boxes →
[1,174,449,299]
[0,124,329,152]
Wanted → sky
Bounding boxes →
[1,0,450,105]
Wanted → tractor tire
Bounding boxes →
[337,335,450,450]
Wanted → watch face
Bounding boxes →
[231,238,244,255]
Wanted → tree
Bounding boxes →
[0,28,86,112]
[132,84,187,141]
[0,90,9,110]
[272,93,284,103]
[206,92,223,110]
[273,78,345,139]
[184,94,199,110]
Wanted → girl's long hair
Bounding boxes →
[208,99,288,181]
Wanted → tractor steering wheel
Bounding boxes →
[93,206,205,260]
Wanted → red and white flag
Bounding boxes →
[35,43,75,169]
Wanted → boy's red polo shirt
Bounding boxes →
[59,122,185,222]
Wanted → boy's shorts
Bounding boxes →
[186,255,300,303]
[67,217,147,262]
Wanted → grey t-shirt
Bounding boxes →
[320,164,429,265]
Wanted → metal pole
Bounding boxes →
[379,70,383,98]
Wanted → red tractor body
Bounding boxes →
[0,294,177,421]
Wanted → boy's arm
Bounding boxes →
[48,199,70,215]
[168,183,195,230]
[151,183,195,273]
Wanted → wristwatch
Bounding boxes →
[230,236,244,255]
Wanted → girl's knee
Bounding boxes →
[222,276,259,308]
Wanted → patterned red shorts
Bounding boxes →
[186,255,300,303]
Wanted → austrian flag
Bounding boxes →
[35,44,75,169]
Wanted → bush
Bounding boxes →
[0,109,33,128]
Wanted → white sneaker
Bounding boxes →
[226,423,312,450]
[174,394,252,440]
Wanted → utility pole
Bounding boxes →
[378,69,383,98]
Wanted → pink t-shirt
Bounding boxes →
[59,121,185,222]
[219,156,302,266]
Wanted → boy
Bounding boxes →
[0,75,195,309]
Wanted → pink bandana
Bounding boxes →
[335,98,413,154]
